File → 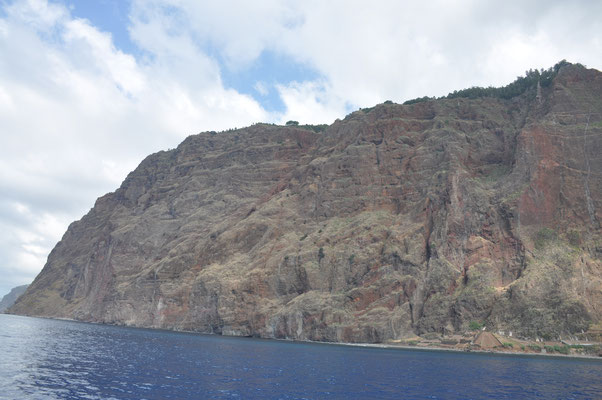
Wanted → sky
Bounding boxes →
[0,0,601,296]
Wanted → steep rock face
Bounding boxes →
[10,64,602,342]
[0,284,29,312]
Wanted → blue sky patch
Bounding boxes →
[219,50,321,113]
[67,0,139,56]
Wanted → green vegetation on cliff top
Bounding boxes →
[403,60,577,105]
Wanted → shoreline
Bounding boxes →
[318,339,602,361]
[5,313,601,361]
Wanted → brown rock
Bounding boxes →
[9,63,602,343]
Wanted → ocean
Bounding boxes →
[0,314,600,399]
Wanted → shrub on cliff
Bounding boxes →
[318,247,325,261]
[403,96,434,105]
[534,227,557,249]
[469,321,484,331]
[405,60,578,105]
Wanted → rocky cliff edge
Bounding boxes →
[10,63,602,343]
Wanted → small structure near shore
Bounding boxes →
[473,331,502,348]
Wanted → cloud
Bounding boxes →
[0,200,72,285]
[276,80,348,125]
[1,0,601,295]
[128,0,298,69]
[130,0,602,114]
[253,81,269,96]
[277,0,602,104]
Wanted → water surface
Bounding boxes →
[1,314,600,399]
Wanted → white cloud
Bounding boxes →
[254,81,269,96]
[5,0,67,30]
[128,0,297,69]
[276,81,347,125]
[0,202,72,282]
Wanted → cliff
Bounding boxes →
[10,63,602,343]
[0,284,29,313]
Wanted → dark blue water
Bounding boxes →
[1,314,601,399]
